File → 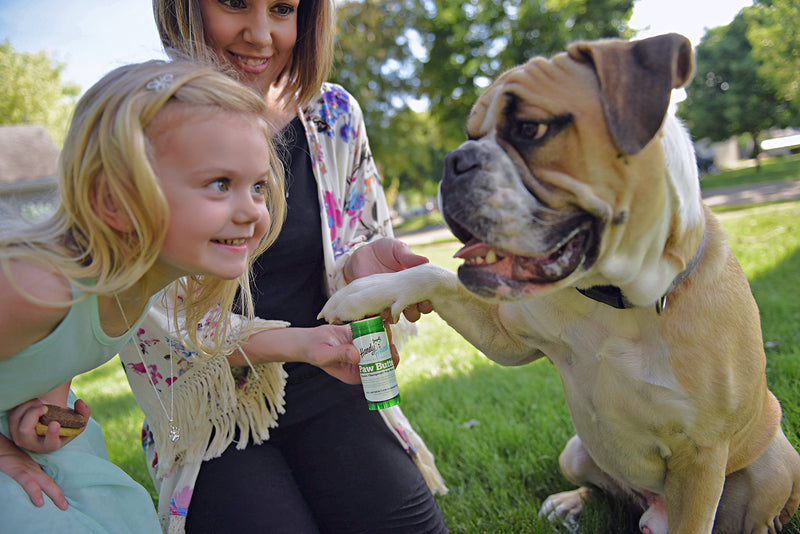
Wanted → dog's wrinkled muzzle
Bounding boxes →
[440,140,598,299]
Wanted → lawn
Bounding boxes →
[73,199,800,532]
[699,154,800,190]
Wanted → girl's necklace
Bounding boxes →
[114,294,180,442]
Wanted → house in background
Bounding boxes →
[0,125,59,222]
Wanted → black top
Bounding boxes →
[250,116,327,328]
[243,116,358,426]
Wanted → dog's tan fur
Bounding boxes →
[321,34,800,533]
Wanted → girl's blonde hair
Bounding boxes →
[153,0,335,106]
[1,59,286,357]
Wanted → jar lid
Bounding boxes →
[349,316,385,337]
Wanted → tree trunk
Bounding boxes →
[751,131,762,171]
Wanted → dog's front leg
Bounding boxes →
[320,264,536,365]
[663,444,728,534]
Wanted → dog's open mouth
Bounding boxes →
[452,222,595,289]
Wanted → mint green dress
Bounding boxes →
[0,291,161,533]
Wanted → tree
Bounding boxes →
[747,0,800,112]
[378,107,448,206]
[333,0,634,198]
[415,0,634,144]
[677,8,797,167]
[0,40,80,146]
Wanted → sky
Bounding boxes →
[0,0,754,94]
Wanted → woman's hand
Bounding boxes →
[8,398,91,454]
[342,237,434,321]
[0,432,69,510]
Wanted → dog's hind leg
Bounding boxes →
[540,435,641,531]
[714,430,800,534]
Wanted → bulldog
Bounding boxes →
[320,33,800,533]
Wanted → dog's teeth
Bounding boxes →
[486,250,497,264]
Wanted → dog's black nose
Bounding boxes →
[444,142,480,177]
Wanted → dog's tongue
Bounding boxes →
[454,237,584,283]
[454,240,493,260]
[455,240,524,280]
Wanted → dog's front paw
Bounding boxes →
[319,271,411,324]
[539,487,590,533]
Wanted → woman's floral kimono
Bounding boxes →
[119,84,447,533]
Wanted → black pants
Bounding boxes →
[185,364,448,533]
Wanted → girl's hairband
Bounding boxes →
[145,73,174,92]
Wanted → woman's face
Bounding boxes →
[199,0,299,96]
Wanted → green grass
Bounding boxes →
[700,154,800,190]
[72,200,800,532]
[395,210,446,235]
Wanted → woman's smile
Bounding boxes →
[227,51,271,74]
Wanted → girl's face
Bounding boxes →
[199,0,299,96]
[148,105,272,282]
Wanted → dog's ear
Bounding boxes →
[567,33,694,155]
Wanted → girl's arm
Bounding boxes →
[231,324,361,384]
[0,258,70,360]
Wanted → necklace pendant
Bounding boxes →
[168,423,180,442]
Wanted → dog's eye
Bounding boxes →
[516,121,548,141]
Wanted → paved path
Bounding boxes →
[701,179,800,207]
[399,179,800,246]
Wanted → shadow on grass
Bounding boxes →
[399,349,643,533]
[752,246,800,453]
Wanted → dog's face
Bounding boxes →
[440,34,704,304]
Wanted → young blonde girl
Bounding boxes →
[0,59,287,532]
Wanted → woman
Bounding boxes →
[119,1,449,532]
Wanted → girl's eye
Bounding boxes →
[220,0,246,9]
[251,181,268,197]
[209,178,230,192]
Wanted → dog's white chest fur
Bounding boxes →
[524,296,696,491]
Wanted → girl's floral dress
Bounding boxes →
[119,84,447,534]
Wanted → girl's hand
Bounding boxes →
[305,323,401,383]
[8,398,91,454]
[341,238,434,321]
[302,324,362,384]
[0,433,68,510]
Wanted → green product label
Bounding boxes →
[350,318,400,404]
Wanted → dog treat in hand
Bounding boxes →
[35,404,87,437]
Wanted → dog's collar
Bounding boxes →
[576,230,707,314]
